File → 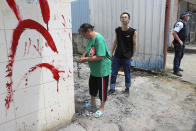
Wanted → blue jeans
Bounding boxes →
[173,44,185,73]
[110,56,131,90]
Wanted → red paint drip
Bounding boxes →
[33,45,41,56]
[62,15,65,21]
[26,63,64,92]
[5,81,13,109]
[25,75,28,87]
[37,39,40,49]
[24,42,27,56]
[45,42,48,47]
[62,23,66,27]
[27,38,32,54]
[6,0,21,21]
[69,69,72,74]
[33,39,42,56]
[61,15,66,27]
[6,19,58,108]
[39,0,50,30]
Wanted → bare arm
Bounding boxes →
[110,32,117,57]
[131,31,137,60]
[172,31,183,46]
[78,56,104,63]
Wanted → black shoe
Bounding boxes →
[108,89,115,95]
[179,68,183,72]
[173,72,182,77]
[124,88,129,94]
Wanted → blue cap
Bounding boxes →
[180,12,191,19]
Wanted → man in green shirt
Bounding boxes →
[78,23,111,117]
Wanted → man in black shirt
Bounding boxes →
[108,12,137,94]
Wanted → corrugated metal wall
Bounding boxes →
[71,0,90,33]
[89,0,166,70]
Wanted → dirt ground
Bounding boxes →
[58,56,196,131]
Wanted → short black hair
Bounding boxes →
[78,23,94,34]
[120,12,130,19]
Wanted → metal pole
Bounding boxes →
[163,0,172,70]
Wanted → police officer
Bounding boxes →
[172,12,191,77]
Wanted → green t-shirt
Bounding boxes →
[86,33,111,77]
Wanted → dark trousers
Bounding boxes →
[173,44,185,73]
[110,56,131,90]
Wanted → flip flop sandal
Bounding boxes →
[95,110,103,118]
[85,102,95,108]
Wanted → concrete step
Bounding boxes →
[185,43,196,53]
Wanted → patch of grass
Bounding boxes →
[191,84,196,89]
[157,69,166,76]
[156,70,177,79]
[166,72,178,79]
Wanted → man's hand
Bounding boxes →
[172,31,183,46]
[110,53,113,59]
[179,40,183,46]
[131,56,134,61]
[77,57,88,63]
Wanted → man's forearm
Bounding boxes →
[173,31,181,43]
[111,33,117,56]
[85,56,104,62]
[132,32,137,57]
[111,43,116,56]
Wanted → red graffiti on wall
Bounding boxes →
[61,15,66,28]
[6,0,22,21]
[27,38,32,54]
[24,42,28,56]
[5,0,65,109]
[24,63,65,92]
[39,0,50,30]
[33,39,42,56]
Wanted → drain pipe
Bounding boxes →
[163,0,171,70]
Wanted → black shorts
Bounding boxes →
[89,75,109,102]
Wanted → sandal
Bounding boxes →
[95,110,103,118]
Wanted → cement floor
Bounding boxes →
[58,56,196,131]
[166,44,196,84]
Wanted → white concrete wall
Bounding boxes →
[0,0,74,130]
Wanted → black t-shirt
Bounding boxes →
[114,27,136,59]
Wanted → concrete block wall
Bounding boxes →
[0,0,74,130]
